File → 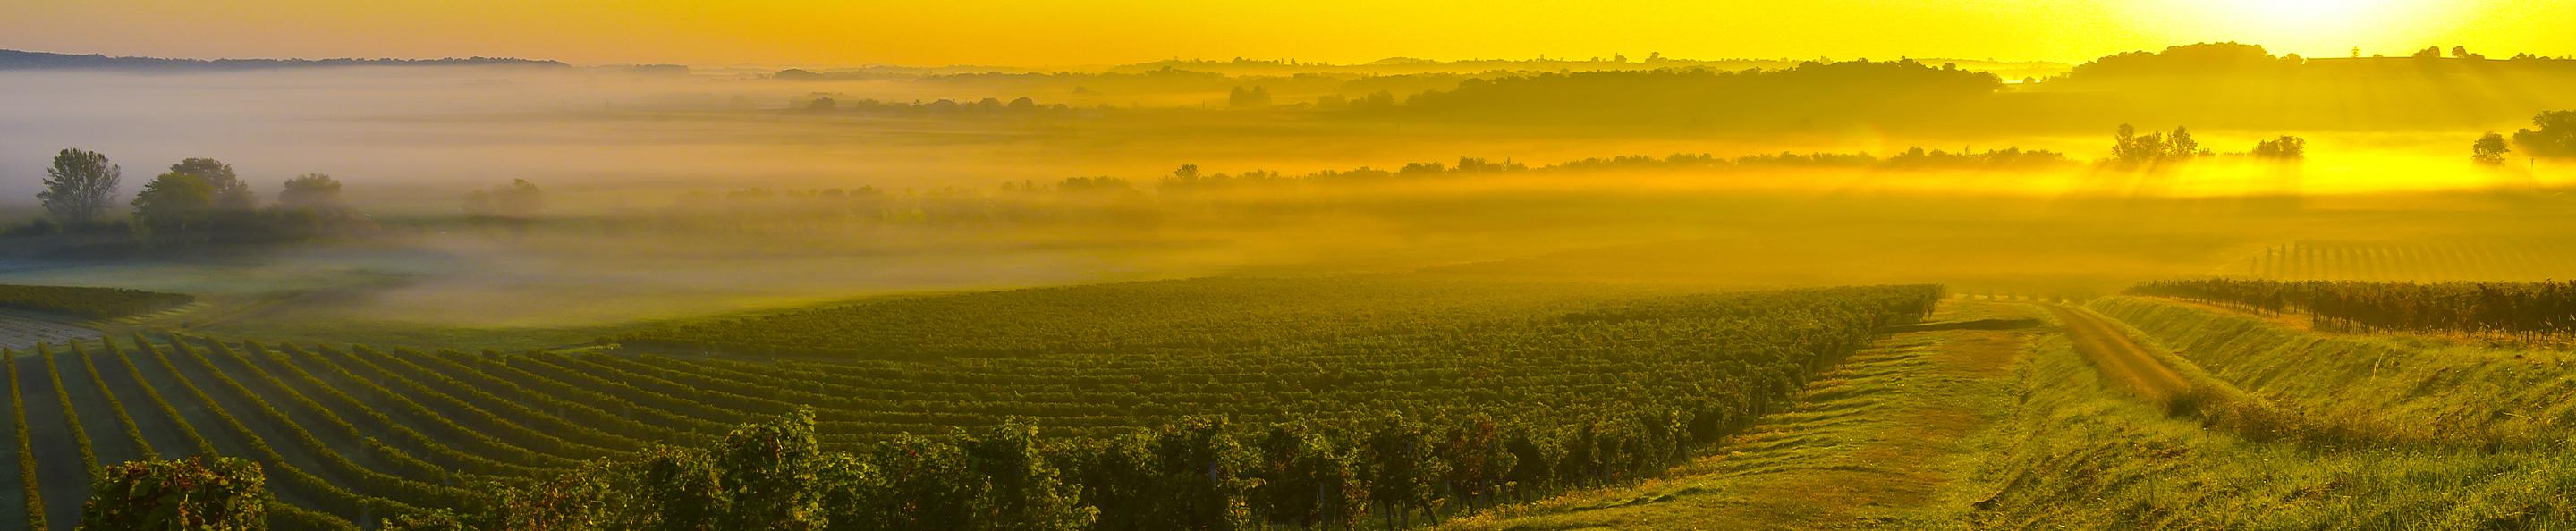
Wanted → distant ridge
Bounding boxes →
[0,49,570,70]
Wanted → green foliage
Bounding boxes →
[2128,278,2576,337]
[169,157,255,211]
[39,148,121,226]
[12,347,49,531]
[0,284,194,320]
[11,282,1940,529]
[70,341,156,463]
[1972,298,2576,529]
[80,456,270,531]
[37,345,98,474]
[131,172,217,231]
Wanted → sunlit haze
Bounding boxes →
[9,0,2572,65]
[9,2,2576,529]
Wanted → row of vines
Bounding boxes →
[7,280,1938,530]
[2129,278,2576,337]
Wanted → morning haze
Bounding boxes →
[4,2,2576,530]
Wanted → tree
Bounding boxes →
[495,180,545,219]
[1228,86,1271,108]
[171,158,256,209]
[2412,46,2444,59]
[2473,132,2512,166]
[277,173,344,211]
[468,180,545,232]
[131,172,216,232]
[2112,124,2166,164]
[39,148,121,226]
[961,418,1094,531]
[2512,110,2576,159]
[2168,126,2202,158]
[708,408,826,531]
[80,456,270,531]
[2253,136,2307,160]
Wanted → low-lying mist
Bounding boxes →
[3,58,2572,342]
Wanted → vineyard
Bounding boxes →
[0,284,194,321]
[0,279,1941,530]
[2127,278,2576,338]
[2207,240,2576,282]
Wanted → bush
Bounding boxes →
[81,456,271,531]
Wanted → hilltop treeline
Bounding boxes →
[1397,59,2002,125]
[1162,148,2074,190]
[784,43,2576,131]
[2127,278,2576,338]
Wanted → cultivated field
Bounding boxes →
[2,279,1940,530]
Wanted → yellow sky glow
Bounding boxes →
[6,0,2572,66]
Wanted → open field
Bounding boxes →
[1461,295,2576,529]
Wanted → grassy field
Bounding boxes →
[1462,296,2576,530]
[1449,299,2040,530]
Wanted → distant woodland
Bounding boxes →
[768,43,2576,133]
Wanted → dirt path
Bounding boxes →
[2044,305,2192,401]
[1456,300,2042,530]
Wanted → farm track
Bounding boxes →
[1458,300,2039,529]
[2045,305,2191,401]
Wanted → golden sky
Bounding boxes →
[8,0,2572,66]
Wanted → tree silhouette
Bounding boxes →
[2253,136,2307,160]
[2512,110,2576,159]
[41,149,122,226]
[2112,124,2165,164]
[277,173,343,211]
[1228,86,1272,108]
[2168,126,2201,158]
[2473,132,2512,166]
